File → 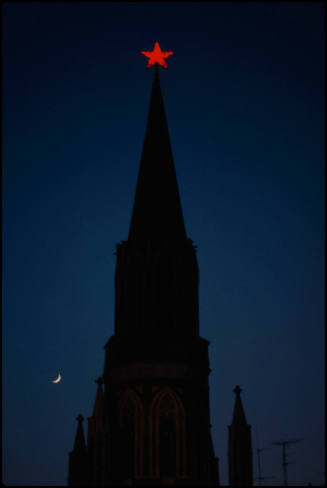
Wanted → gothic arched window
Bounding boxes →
[150,388,187,478]
[159,393,177,475]
[118,389,143,480]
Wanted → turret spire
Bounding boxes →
[228,386,253,486]
[92,377,104,417]
[74,414,86,451]
[68,414,89,486]
[232,384,248,426]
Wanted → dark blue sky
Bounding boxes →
[3,2,324,485]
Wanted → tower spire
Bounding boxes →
[113,49,198,339]
[128,62,186,245]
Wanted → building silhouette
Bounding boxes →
[68,68,252,486]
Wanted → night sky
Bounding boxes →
[2,2,324,486]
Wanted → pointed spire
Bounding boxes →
[68,414,89,485]
[74,414,86,451]
[232,385,248,426]
[128,69,186,245]
[228,386,253,486]
[92,376,104,417]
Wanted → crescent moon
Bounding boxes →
[52,373,62,384]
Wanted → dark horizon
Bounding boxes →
[3,2,325,485]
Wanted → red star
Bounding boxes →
[141,42,173,69]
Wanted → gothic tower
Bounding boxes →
[69,67,219,485]
[228,386,253,486]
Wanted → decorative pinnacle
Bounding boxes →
[141,41,173,69]
[76,413,84,422]
[233,385,242,395]
[95,376,104,385]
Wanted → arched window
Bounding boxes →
[159,394,177,475]
[150,388,187,478]
[118,389,143,480]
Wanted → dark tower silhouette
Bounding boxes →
[68,68,219,485]
[228,385,253,486]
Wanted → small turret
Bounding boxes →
[68,414,89,486]
[228,385,253,486]
[87,377,109,485]
[92,376,105,417]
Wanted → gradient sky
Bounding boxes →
[2,2,325,486]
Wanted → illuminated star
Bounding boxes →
[141,41,173,69]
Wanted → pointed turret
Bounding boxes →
[68,414,89,486]
[128,68,186,245]
[232,384,248,426]
[92,376,105,417]
[87,377,110,485]
[228,386,253,486]
[74,414,87,450]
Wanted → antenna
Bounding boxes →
[255,426,275,485]
[272,438,304,486]
[255,447,275,486]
